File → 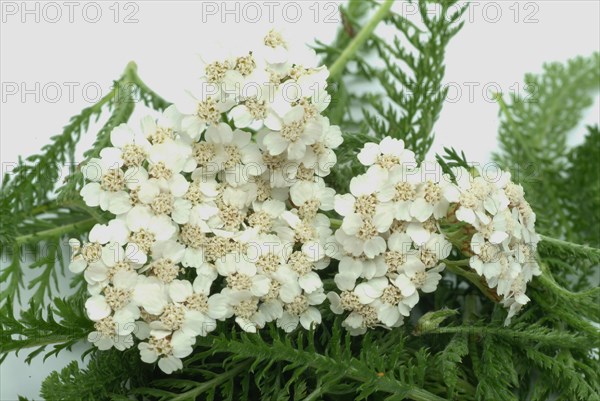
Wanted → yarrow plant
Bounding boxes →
[69,44,542,367]
[2,2,599,399]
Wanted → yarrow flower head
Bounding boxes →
[449,167,541,324]
[329,137,453,335]
[70,30,341,374]
[328,137,541,333]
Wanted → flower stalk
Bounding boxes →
[443,260,502,303]
[328,0,394,81]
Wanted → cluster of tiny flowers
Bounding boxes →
[328,139,542,333]
[450,167,541,324]
[69,30,341,374]
[328,137,454,335]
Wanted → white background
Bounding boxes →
[1,1,599,399]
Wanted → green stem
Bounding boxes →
[443,260,500,303]
[443,259,469,267]
[28,200,105,222]
[463,294,479,324]
[328,0,394,81]
[125,61,171,110]
[29,202,58,216]
[1,335,83,355]
[15,218,96,245]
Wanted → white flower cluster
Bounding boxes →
[328,139,542,333]
[451,167,541,323]
[69,30,341,374]
[328,137,454,335]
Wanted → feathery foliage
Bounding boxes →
[492,53,600,292]
[562,124,600,247]
[318,0,467,192]
[40,348,152,401]
[492,53,600,240]
[0,295,92,364]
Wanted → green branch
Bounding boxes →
[328,0,394,81]
[443,260,500,303]
[15,218,96,245]
[125,61,172,110]
[1,334,82,356]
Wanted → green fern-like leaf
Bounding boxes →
[0,295,92,365]
[493,53,600,240]
[40,348,152,401]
